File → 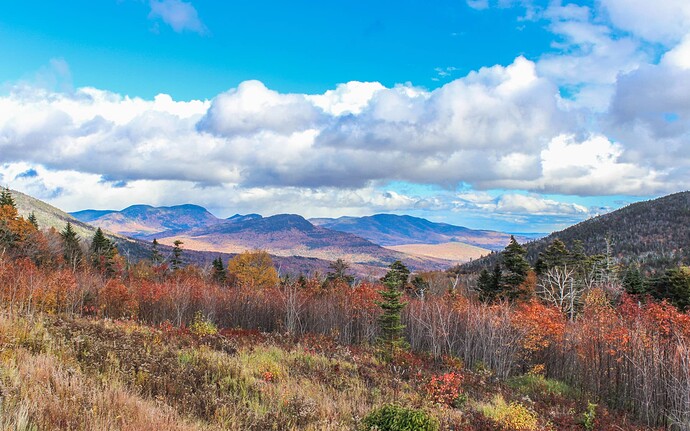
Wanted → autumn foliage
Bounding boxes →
[0,198,689,429]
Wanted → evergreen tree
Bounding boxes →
[212,256,226,284]
[27,212,38,229]
[622,264,645,295]
[648,267,690,311]
[151,238,163,264]
[90,227,116,275]
[0,187,16,208]
[477,264,502,302]
[171,240,184,270]
[501,236,531,300]
[376,261,409,360]
[326,258,354,286]
[410,275,429,299]
[61,222,82,270]
[535,239,570,275]
[380,260,410,289]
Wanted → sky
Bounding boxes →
[0,0,689,233]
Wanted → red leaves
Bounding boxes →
[425,371,465,407]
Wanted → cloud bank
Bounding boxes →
[2,0,689,231]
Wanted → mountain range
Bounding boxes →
[69,204,537,267]
[10,188,690,275]
[310,214,539,249]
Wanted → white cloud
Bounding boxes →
[149,0,207,34]
[1,51,687,223]
[307,81,385,116]
[600,0,690,44]
[536,4,648,112]
[452,191,590,216]
[662,35,690,70]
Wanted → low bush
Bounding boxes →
[361,403,439,431]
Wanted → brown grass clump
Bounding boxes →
[0,317,208,431]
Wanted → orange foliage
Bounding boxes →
[513,300,566,353]
[99,279,137,319]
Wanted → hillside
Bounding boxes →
[12,189,101,241]
[71,204,220,237]
[462,191,690,273]
[311,214,540,251]
[8,189,345,276]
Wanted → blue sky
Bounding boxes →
[1,1,556,98]
[1,0,689,233]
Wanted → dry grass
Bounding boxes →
[386,242,490,263]
[0,313,208,431]
[0,312,455,430]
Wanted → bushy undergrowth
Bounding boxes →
[361,403,439,431]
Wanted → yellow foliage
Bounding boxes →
[227,250,279,289]
[476,394,540,431]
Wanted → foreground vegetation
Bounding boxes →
[0,311,662,430]
[1,188,688,430]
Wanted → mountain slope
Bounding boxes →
[8,189,373,276]
[12,189,101,240]
[71,204,220,237]
[150,213,450,270]
[462,191,690,272]
[310,214,538,250]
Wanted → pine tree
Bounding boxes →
[61,222,82,270]
[212,256,226,284]
[477,264,502,302]
[622,264,645,295]
[535,239,570,275]
[501,236,531,300]
[376,261,409,360]
[151,238,163,264]
[171,240,184,270]
[381,260,410,289]
[90,227,116,275]
[0,187,16,208]
[326,258,354,286]
[27,212,38,229]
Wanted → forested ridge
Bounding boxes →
[463,191,690,273]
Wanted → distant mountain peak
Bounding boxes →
[227,213,262,222]
[310,213,521,249]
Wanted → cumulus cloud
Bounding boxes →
[453,191,589,216]
[0,53,684,201]
[149,0,207,34]
[600,0,690,44]
[198,80,323,136]
[3,21,690,234]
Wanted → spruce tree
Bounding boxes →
[171,240,184,270]
[376,261,409,360]
[90,227,116,274]
[622,264,645,295]
[27,212,38,229]
[61,222,82,270]
[326,258,354,286]
[0,187,16,208]
[535,239,570,275]
[381,260,410,289]
[501,236,531,300]
[212,256,226,284]
[151,238,163,264]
